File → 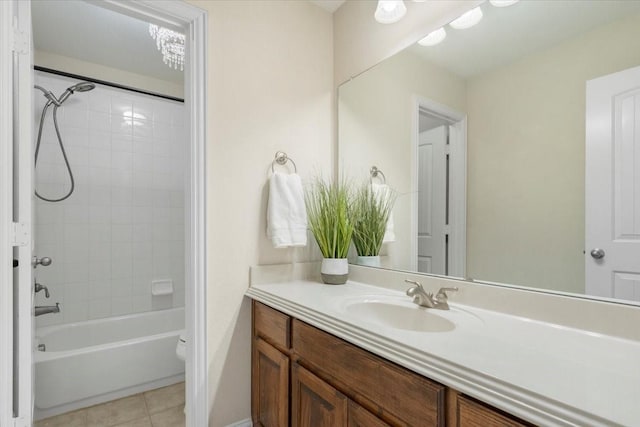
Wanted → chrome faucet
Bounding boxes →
[405,280,458,310]
[35,303,60,317]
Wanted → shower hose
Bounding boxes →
[34,100,75,202]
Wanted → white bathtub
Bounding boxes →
[34,307,184,419]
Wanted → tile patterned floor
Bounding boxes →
[35,382,185,427]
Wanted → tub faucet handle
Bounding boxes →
[35,282,49,298]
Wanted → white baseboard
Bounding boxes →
[226,418,252,427]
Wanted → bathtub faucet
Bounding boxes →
[35,303,60,317]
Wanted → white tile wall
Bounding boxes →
[34,71,185,327]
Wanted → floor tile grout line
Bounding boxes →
[141,390,151,418]
[142,390,156,427]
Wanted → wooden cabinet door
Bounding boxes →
[252,338,289,427]
[348,400,390,427]
[292,363,348,427]
[457,395,531,427]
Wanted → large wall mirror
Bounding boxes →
[339,0,640,304]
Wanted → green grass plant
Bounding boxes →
[352,183,396,257]
[305,177,354,259]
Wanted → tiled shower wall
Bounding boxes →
[34,71,185,327]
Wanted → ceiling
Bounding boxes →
[32,0,345,84]
[408,0,640,79]
[309,0,346,13]
[31,0,184,84]
[32,1,640,85]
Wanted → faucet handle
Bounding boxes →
[404,279,424,289]
[404,279,424,297]
[435,287,458,301]
[35,282,50,298]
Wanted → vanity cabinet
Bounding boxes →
[251,301,531,427]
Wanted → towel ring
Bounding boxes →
[272,151,297,173]
[370,166,386,184]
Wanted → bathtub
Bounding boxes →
[34,307,184,419]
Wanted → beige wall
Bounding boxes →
[34,50,184,99]
[466,13,640,293]
[339,49,466,270]
[185,1,333,425]
[333,0,481,85]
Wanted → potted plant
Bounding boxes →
[351,183,396,267]
[305,176,354,284]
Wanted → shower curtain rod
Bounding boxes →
[34,66,184,103]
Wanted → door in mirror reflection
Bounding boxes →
[586,66,640,301]
[417,125,447,274]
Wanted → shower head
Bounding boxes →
[34,81,95,106]
[58,81,96,104]
[68,82,95,93]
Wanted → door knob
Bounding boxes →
[590,248,605,259]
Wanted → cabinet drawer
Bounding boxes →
[253,301,291,351]
[292,319,445,426]
[457,395,531,427]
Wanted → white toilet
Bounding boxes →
[176,331,186,362]
[175,331,187,413]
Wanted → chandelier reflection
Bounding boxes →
[148,24,185,71]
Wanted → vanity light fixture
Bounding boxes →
[449,6,483,30]
[374,0,407,24]
[489,0,520,7]
[418,27,447,46]
[148,24,185,71]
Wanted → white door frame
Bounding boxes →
[411,95,467,278]
[0,3,14,418]
[1,1,34,426]
[1,1,209,426]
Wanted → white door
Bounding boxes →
[586,66,640,301]
[417,126,447,274]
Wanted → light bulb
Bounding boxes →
[489,0,519,7]
[418,28,447,47]
[374,0,407,24]
[449,7,483,30]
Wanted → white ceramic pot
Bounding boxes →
[320,258,348,285]
[357,255,380,267]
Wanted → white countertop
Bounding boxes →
[246,279,640,427]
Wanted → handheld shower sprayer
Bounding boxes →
[35,82,95,107]
[57,82,96,105]
[33,81,95,202]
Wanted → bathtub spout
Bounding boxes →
[35,303,60,317]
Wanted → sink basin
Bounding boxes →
[339,295,483,333]
[347,300,456,332]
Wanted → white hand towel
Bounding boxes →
[371,183,395,243]
[267,172,308,248]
